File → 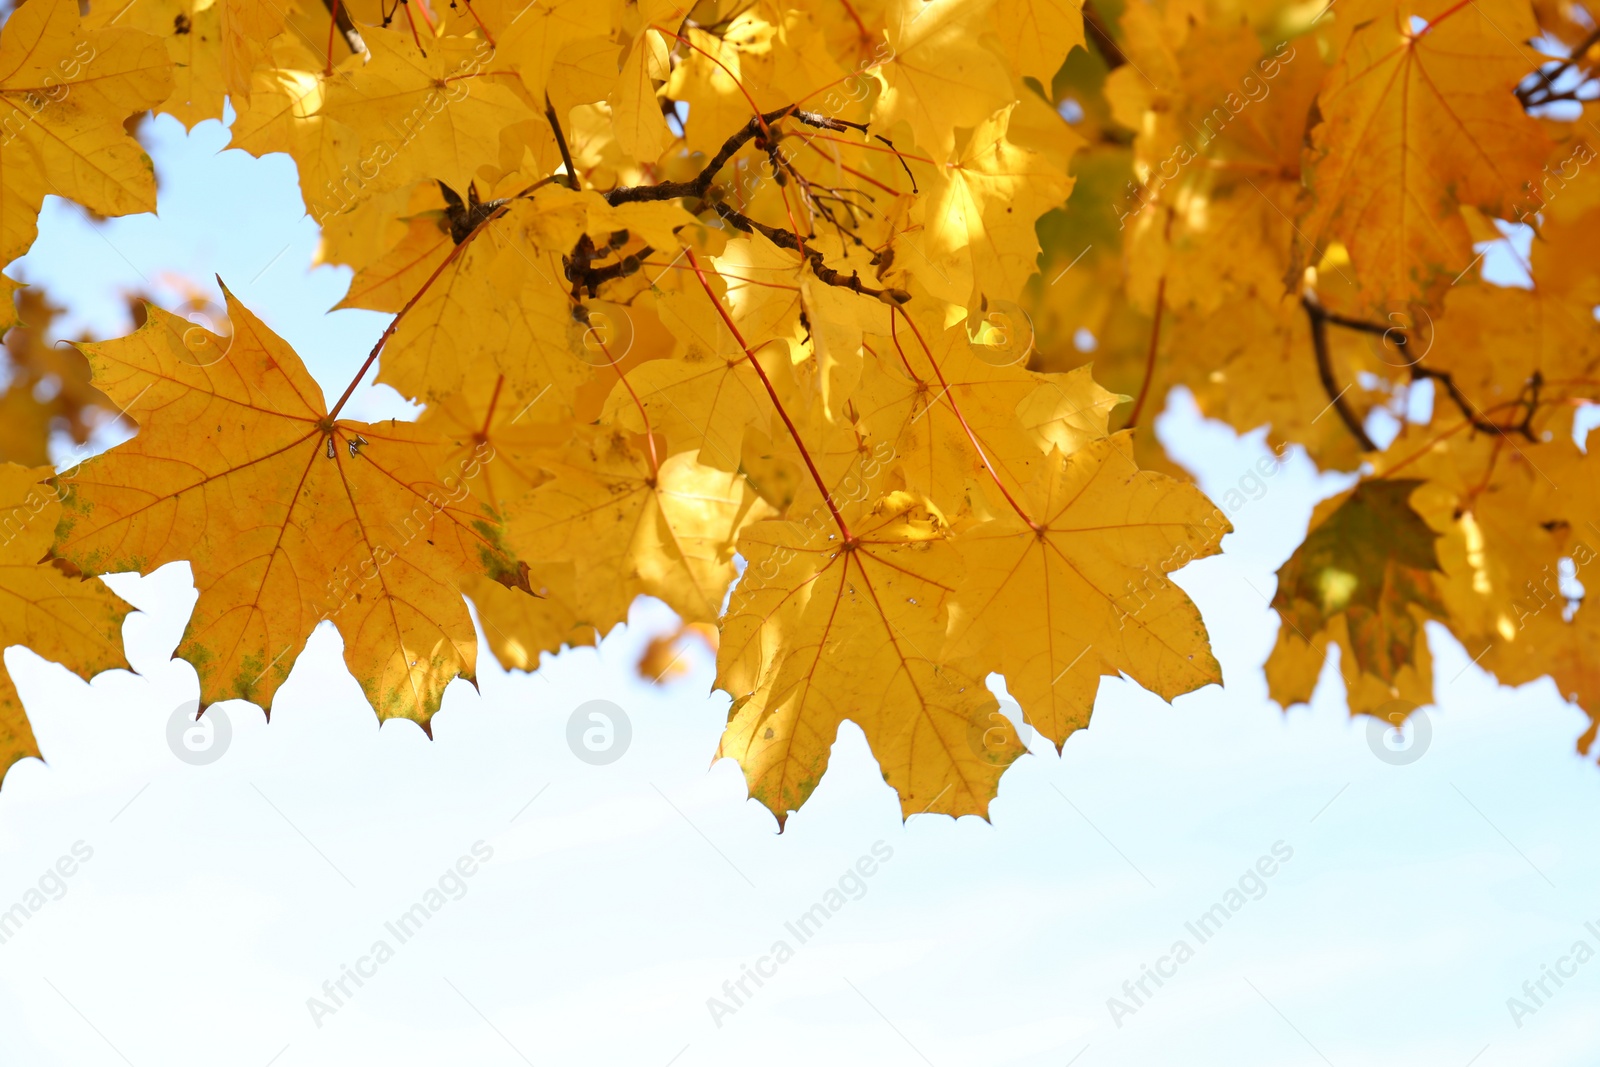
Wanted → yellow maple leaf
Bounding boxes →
[854,309,1099,520]
[950,432,1225,746]
[372,201,584,403]
[231,43,360,221]
[319,28,538,198]
[1273,478,1445,685]
[53,288,520,727]
[898,102,1076,306]
[88,0,227,127]
[603,285,781,472]
[0,464,131,778]
[1301,0,1552,311]
[663,22,775,158]
[990,0,1085,84]
[0,287,121,467]
[506,425,771,639]
[609,13,679,164]
[216,0,285,98]
[471,0,617,105]
[0,0,173,266]
[718,489,1024,824]
[871,0,1013,160]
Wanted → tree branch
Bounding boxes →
[1082,1,1128,72]
[563,231,654,299]
[1301,294,1379,452]
[710,203,909,304]
[438,182,507,244]
[1516,26,1600,108]
[329,203,509,420]
[1123,276,1166,430]
[603,107,858,206]
[559,106,915,308]
[544,93,580,191]
[1304,295,1543,443]
[320,0,366,59]
[684,248,854,542]
[1412,365,1541,441]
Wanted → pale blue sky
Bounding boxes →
[0,111,1597,1067]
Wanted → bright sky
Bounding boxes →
[1,112,1598,1067]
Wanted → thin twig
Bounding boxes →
[1517,26,1600,107]
[1123,276,1166,430]
[1304,295,1543,443]
[328,204,509,420]
[604,108,857,206]
[711,203,908,303]
[1082,0,1129,71]
[1301,293,1378,452]
[683,248,853,541]
[544,93,580,191]
[320,0,366,59]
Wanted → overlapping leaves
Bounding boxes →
[0,0,1595,820]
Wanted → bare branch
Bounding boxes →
[1301,294,1379,452]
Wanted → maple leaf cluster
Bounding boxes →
[1044,0,1600,750]
[0,0,1595,822]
